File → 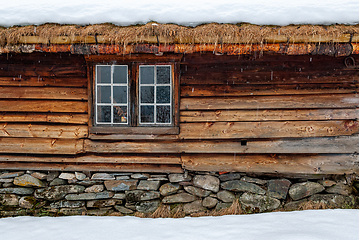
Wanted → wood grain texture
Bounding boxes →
[0,76,87,87]
[0,87,87,100]
[0,113,88,124]
[0,64,86,77]
[0,100,88,113]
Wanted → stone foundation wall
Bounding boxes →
[1,170,358,217]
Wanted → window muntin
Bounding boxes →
[139,65,172,125]
[95,65,129,125]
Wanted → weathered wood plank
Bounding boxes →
[0,52,86,65]
[0,76,87,87]
[0,87,87,100]
[0,64,86,77]
[180,94,359,110]
[0,124,88,138]
[0,113,88,124]
[84,135,359,154]
[0,162,183,173]
[0,138,84,154]
[181,154,359,175]
[180,109,359,122]
[89,134,179,140]
[181,84,357,97]
[0,100,88,113]
[180,120,359,139]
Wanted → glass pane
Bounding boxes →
[140,105,154,123]
[157,106,171,123]
[97,106,111,123]
[113,66,127,84]
[97,86,111,103]
[156,66,171,84]
[140,66,154,84]
[113,106,128,123]
[97,66,111,84]
[113,86,127,104]
[156,86,170,103]
[140,86,154,103]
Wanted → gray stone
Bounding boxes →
[219,173,241,182]
[289,182,325,200]
[179,182,193,186]
[216,190,236,203]
[87,208,114,216]
[87,199,122,208]
[184,200,205,215]
[240,176,267,185]
[115,205,134,214]
[215,202,232,211]
[309,194,357,208]
[58,173,76,180]
[193,175,220,193]
[75,172,87,181]
[284,199,308,211]
[112,173,132,176]
[92,173,115,180]
[67,178,78,184]
[47,171,59,181]
[59,207,87,216]
[65,191,114,201]
[147,177,168,181]
[240,193,281,213]
[0,178,13,183]
[14,174,46,187]
[168,173,192,183]
[50,201,85,208]
[126,190,160,202]
[137,180,161,191]
[318,180,336,187]
[267,179,291,200]
[104,180,138,191]
[325,183,352,196]
[136,200,161,213]
[31,172,47,180]
[2,182,13,187]
[35,185,85,201]
[0,187,34,195]
[221,180,266,195]
[0,194,19,206]
[125,202,136,211]
[116,176,130,180]
[202,197,218,208]
[19,196,36,209]
[159,183,181,196]
[131,173,150,179]
[85,185,104,193]
[49,178,67,186]
[113,193,126,200]
[184,186,211,197]
[162,193,198,204]
[0,171,24,179]
[78,180,103,186]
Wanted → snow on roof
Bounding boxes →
[1,0,359,27]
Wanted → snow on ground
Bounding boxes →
[0,209,358,240]
[1,0,359,27]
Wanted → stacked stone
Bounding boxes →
[0,170,358,217]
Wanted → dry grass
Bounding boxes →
[151,204,171,218]
[299,201,329,210]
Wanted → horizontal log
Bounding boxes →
[0,154,181,164]
[180,109,359,122]
[181,154,359,175]
[180,120,359,139]
[0,87,87,100]
[181,83,357,97]
[0,100,88,113]
[0,53,86,65]
[0,138,84,154]
[0,76,87,87]
[0,113,88,124]
[84,135,359,154]
[0,124,88,138]
[180,94,359,110]
[0,64,86,77]
[0,162,183,173]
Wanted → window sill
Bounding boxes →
[89,126,179,135]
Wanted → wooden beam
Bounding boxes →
[0,100,88,113]
[0,87,87,100]
[0,138,84,154]
[0,64,86,77]
[0,113,88,124]
[180,94,359,110]
[0,77,87,87]
[180,109,359,122]
[0,123,88,138]
[181,154,359,175]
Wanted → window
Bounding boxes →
[87,55,180,137]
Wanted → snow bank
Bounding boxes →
[1,0,359,27]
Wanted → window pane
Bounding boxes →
[156,66,171,84]
[140,86,154,103]
[113,86,127,104]
[97,106,111,123]
[140,105,154,123]
[97,86,111,103]
[156,106,171,123]
[97,66,111,84]
[113,66,127,84]
[140,66,154,84]
[113,106,128,123]
[156,86,170,103]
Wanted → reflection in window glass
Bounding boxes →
[140,86,154,103]
[156,66,171,84]
[113,106,127,123]
[97,106,111,123]
[113,66,128,84]
[140,66,154,84]
[156,86,170,103]
[113,86,127,104]
[157,106,171,123]
[97,66,111,84]
[140,106,154,123]
[97,86,111,103]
